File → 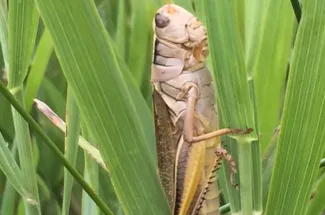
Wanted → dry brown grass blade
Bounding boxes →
[33,99,107,170]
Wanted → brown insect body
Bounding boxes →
[151,4,246,215]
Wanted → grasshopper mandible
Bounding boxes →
[151,4,252,215]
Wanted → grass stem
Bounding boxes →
[11,87,41,215]
[238,139,253,214]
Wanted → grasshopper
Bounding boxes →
[151,4,252,215]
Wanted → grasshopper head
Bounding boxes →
[153,4,208,48]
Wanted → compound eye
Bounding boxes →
[155,13,170,28]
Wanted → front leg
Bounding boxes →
[180,82,252,143]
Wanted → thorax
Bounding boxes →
[153,66,218,133]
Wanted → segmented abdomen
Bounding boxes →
[152,38,221,215]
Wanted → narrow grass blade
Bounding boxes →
[291,0,302,23]
[253,0,294,152]
[306,172,325,215]
[0,81,114,215]
[113,48,156,154]
[0,0,9,71]
[100,16,156,152]
[34,98,106,170]
[233,0,244,44]
[265,1,325,214]
[99,165,124,215]
[0,181,18,215]
[62,88,81,215]
[115,0,126,59]
[245,0,265,76]
[262,126,279,206]
[193,0,205,23]
[36,174,63,214]
[0,0,14,164]
[0,134,26,200]
[82,125,100,215]
[25,28,53,111]
[7,0,39,88]
[36,175,51,208]
[126,0,151,84]
[82,170,100,215]
[7,0,41,213]
[203,0,256,133]
[249,80,262,212]
[203,0,259,214]
[10,89,41,215]
[0,142,19,215]
[33,0,169,213]
[126,0,154,96]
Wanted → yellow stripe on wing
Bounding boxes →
[178,141,206,215]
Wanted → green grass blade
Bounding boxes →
[249,80,263,212]
[102,15,156,151]
[203,0,256,132]
[126,1,152,86]
[126,1,156,102]
[0,0,14,173]
[10,89,41,215]
[306,172,325,215]
[253,0,294,152]
[1,142,18,215]
[265,1,325,214]
[115,0,126,59]
[0,135,25,200]
[233,0,244,45]
[203,0,259,214]
[0,182,18,215]
[34,0,169,214]
[82,131,100,215]
[7,0,39,88]
[80,122,100,215]
[0,81,114,215]
[113,47,156,154]
[245,0,265,76]
[36,175,57,214]
[25,28,53,111]
[7,0,41,213]
[62,88,81,215]
[192,0,205,23]
[82,170,100,215]
[154,0,164,6]
[261,127,279,206]
[0,92,14,145]
[0,0,8,71]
